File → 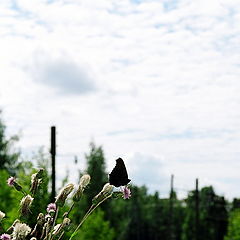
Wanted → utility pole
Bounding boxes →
[169,174,175,240]
[195,178,199,240]
[50,126,56,202]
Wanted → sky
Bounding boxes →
[0,0,240,199]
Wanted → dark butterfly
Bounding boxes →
[109,158,131,187]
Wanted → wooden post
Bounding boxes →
[50,126,56,202]
[169,174,174,240]
[195,178,199,240]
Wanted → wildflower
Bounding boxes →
[79,174,91,189]
[20,195,34,216]
[7,177,22,192]
[12,223,31,240]
[73,174,91,202]
[122,186,131,199]
[7,177,15,186]
[35,168,44,179]
[31,213,45,237]
[0,211,5,221]
[62,218,71,231]
[55,183,74,207]
[102,183,114,195]
[92,183,114,205]
[0,234,11,240]
[46,203,56,215]
[30,169,44,195]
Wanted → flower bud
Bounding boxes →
[30,174,38,195]
[36,213,45,227]
[62,218,71,231]
[55,184,74,207]
[73,175,91,202]
[31,213,45,238]
[20,195,34,216]
[102,183,114,195]
[7,177,15,186]
[0,234,11,240]
[79,174,91,189]
[0,211,5,221]
[92,183,114,205]
[36,168,44,179]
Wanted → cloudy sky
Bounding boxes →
[0,0,240,199]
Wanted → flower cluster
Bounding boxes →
[2,164,131,240]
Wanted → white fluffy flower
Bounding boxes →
[12,223,31,240]
[0,211,5,221]
[20,195,34,216]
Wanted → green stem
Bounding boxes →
[65,202,75,217]
[69,195,112,240]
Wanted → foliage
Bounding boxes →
[85,142,108,205]
[182,186,228,240]
[77,209,115,240]
[0,111,20,173]
[225,209,240,240]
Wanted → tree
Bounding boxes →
[0,111,20,173]
[77,209,115,240]
[182,186,228,240]
[71,142,108,226]
[85,142,108,205]
[224,209,240,240]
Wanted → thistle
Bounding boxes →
[92,183,114,205]
[0,234,11,240]
[46,203,56,216]
[55,183,74,207]
[20,195,34,216]
[73,174,91,202]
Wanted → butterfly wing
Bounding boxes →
[109,158,131,187]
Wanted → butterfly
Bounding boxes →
[109,158,131,187]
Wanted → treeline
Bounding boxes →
[1,115,240,240]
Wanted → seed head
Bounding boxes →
[62,218,71,231]
[79,174,91,189]
[20,195,34,216]
[0,211,5,221]
[55,183,74,207]
[92,183,114,205]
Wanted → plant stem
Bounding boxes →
[69,194,112,240]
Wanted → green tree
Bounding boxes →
[0,111,20,173]
[85,142,108,205]
[71,142,108,226]
[182,186,228,240]
[77,209,115,240]
[225,209,240,240]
